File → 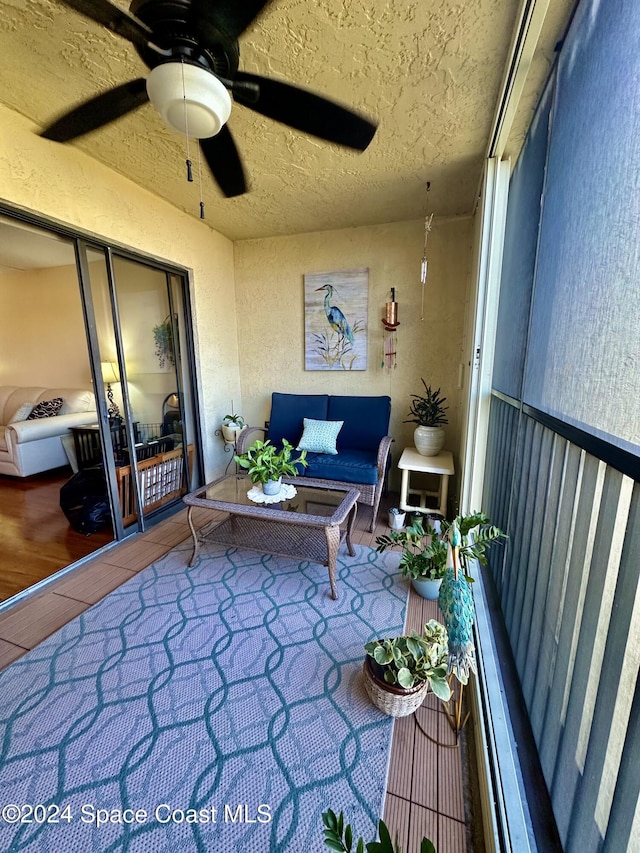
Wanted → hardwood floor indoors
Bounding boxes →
[0,466,112,603]
[0,490,481,851]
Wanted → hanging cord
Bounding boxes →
[181,59,193,183]
[420,182,433,321]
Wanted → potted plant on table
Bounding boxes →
[404,380,448,456]
[362,619,451,717]
[234,438,308,495]
[375,517,447,600]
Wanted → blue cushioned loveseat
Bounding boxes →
[237,392,393,531]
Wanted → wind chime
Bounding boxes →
[421,182,433,321]
[381,287,400,369]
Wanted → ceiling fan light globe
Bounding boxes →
[146,62,232,139]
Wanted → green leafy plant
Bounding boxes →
[364,620,451,701]
[153,316,176,369]
[234,438,308,485]
[440,511,507,582]
[223,413,245,427]
[322,809,436,853]
[404,381,448,427]
[375,517,447,581]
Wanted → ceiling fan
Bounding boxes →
[41,0,378,198]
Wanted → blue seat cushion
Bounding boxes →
[327,395,391,452]
[268,392,329,447]
[304,449,379,486]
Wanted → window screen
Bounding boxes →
[523,0,640,456]
[493,75,554,399]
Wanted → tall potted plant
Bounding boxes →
[404,380,448,456]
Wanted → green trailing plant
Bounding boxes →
[234,438,308,485]
[322,809,436,853]
[153,316,176,369]
[404,381,448,427]
[364,619,451,701]
[375,517,447,581]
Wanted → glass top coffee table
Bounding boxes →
[183,475,360,599]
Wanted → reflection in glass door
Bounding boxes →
[0,218,113,603]
[83,248,197,533]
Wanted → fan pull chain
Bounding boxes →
[180,59,194,183]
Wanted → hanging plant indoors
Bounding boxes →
[153,315,177,369]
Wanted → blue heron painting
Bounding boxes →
[304,269,368,370]
[316,283,355,345]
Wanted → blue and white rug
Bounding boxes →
[0,541,406,852]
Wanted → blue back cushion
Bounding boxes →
[268,393,329,447]
[327,395,391,452]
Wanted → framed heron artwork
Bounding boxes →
[304,268,368,370]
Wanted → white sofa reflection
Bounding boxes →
[0,386,96,477]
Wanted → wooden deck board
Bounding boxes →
[0,592,89,648]
[51,562,137,605]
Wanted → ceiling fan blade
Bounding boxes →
[41,79,149,142]
[234,73,377,151]
[200,127,247,197]
[193,0,273,40]
[56,0,153,50]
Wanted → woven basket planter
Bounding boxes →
[362,657,429,717]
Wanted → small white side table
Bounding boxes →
[398,448,455,517]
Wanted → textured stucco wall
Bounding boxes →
[234,218,473,496]
[0,104,239,480]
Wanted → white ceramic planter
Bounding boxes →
[388,510,406,530]
[222,423,245,443]
[411,576,442,600]
[262,477,282,496]
[414,426,445,457]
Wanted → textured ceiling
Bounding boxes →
[0,0,568,242]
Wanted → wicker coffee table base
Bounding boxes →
[186,501,358,600]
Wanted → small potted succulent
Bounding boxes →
[362,619,451,717]
[221,412,246,444]
[376,516,447,600]
[234,438,308,495]
[404,380,448,456]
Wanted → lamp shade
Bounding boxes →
[146,62,232,139]
[100,361,120,384]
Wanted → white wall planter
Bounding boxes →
[222,423,245,443]
[414,426,445,457]
[412,576,442,600]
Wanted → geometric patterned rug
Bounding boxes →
[0,540,406,852]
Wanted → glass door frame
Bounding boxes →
[76,239,203,536]
[0,200,204,543]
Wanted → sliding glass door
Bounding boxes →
[81,247,198,534]
[0,206,202,602]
